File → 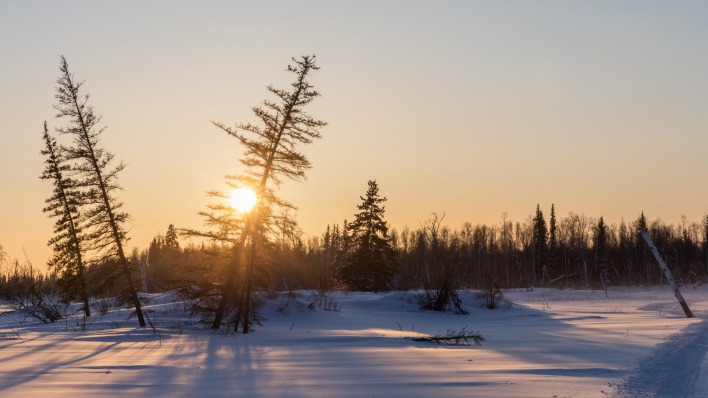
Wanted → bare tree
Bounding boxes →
[54,56,145,327]
[418,213,468,314]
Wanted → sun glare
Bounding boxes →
[229,187,257,213]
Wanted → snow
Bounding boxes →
[1,286,706,397]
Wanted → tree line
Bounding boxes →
[131,206,708,297]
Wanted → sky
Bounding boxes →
[2,1,708,268]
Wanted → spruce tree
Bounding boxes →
[595,216,609,284]
[548,203,558,276]
[40,121,90,316]
[54,56,145,327]
[532,204,548,284]
[165,224,180,249]
[635,211,650,284]
[338,180,397,292]
[636,211,648,236]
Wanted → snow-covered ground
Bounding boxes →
[1,286,706,397]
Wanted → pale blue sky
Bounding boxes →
[2,1,708,267]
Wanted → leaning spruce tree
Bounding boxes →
[54,56,146,327]
[208,55,326,333]
[40,121,91,317]
[339,180,398,292]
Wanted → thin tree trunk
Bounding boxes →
[239,234,259,333]
[77,258,91,317]
[115,242,145,326]
[211,244,243,330]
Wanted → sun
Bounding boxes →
[228,187,257,213]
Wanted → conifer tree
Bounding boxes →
[594,216,609,283]
[635,211,650,284]
[338,180,397,292]
[703,215,708,275]
[40,121,90,316]
[548,203,558,276]
[636,211,648,236]
[549,204,558,249]
[532,204,548,284]
[209,55,326,332]
[54,56,145,327]
[165,224,180,249]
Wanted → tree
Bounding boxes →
[635,211,650,284]
[532,204,548,284]
[416,213,467,314]
[547,203,559,276]
[704,215,708,276]
[39,121,90,317]
[144,225,183,292]
[594,216,609,285]
[165,224,180,249]
[338,180,397,292]
[549,204,558,249]
[54,56,146,327]
[209,55,326,332]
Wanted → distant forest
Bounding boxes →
[135,208,708,293]
[3,206,708,297]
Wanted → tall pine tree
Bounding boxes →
[54,56,145,327]
[338,180,397,292]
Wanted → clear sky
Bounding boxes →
[2,1,708,268]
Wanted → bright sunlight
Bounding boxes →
[229,187,257,213]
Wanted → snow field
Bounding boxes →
[0,286,704,397]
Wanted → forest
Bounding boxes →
[112,207,708,293]
[3,207,708,307]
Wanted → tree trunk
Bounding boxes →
[239,233,259,334]
[77,260,91,317]
[212,243,243,330]
[641,229,693,318]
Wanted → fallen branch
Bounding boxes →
[412,326,485,346]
